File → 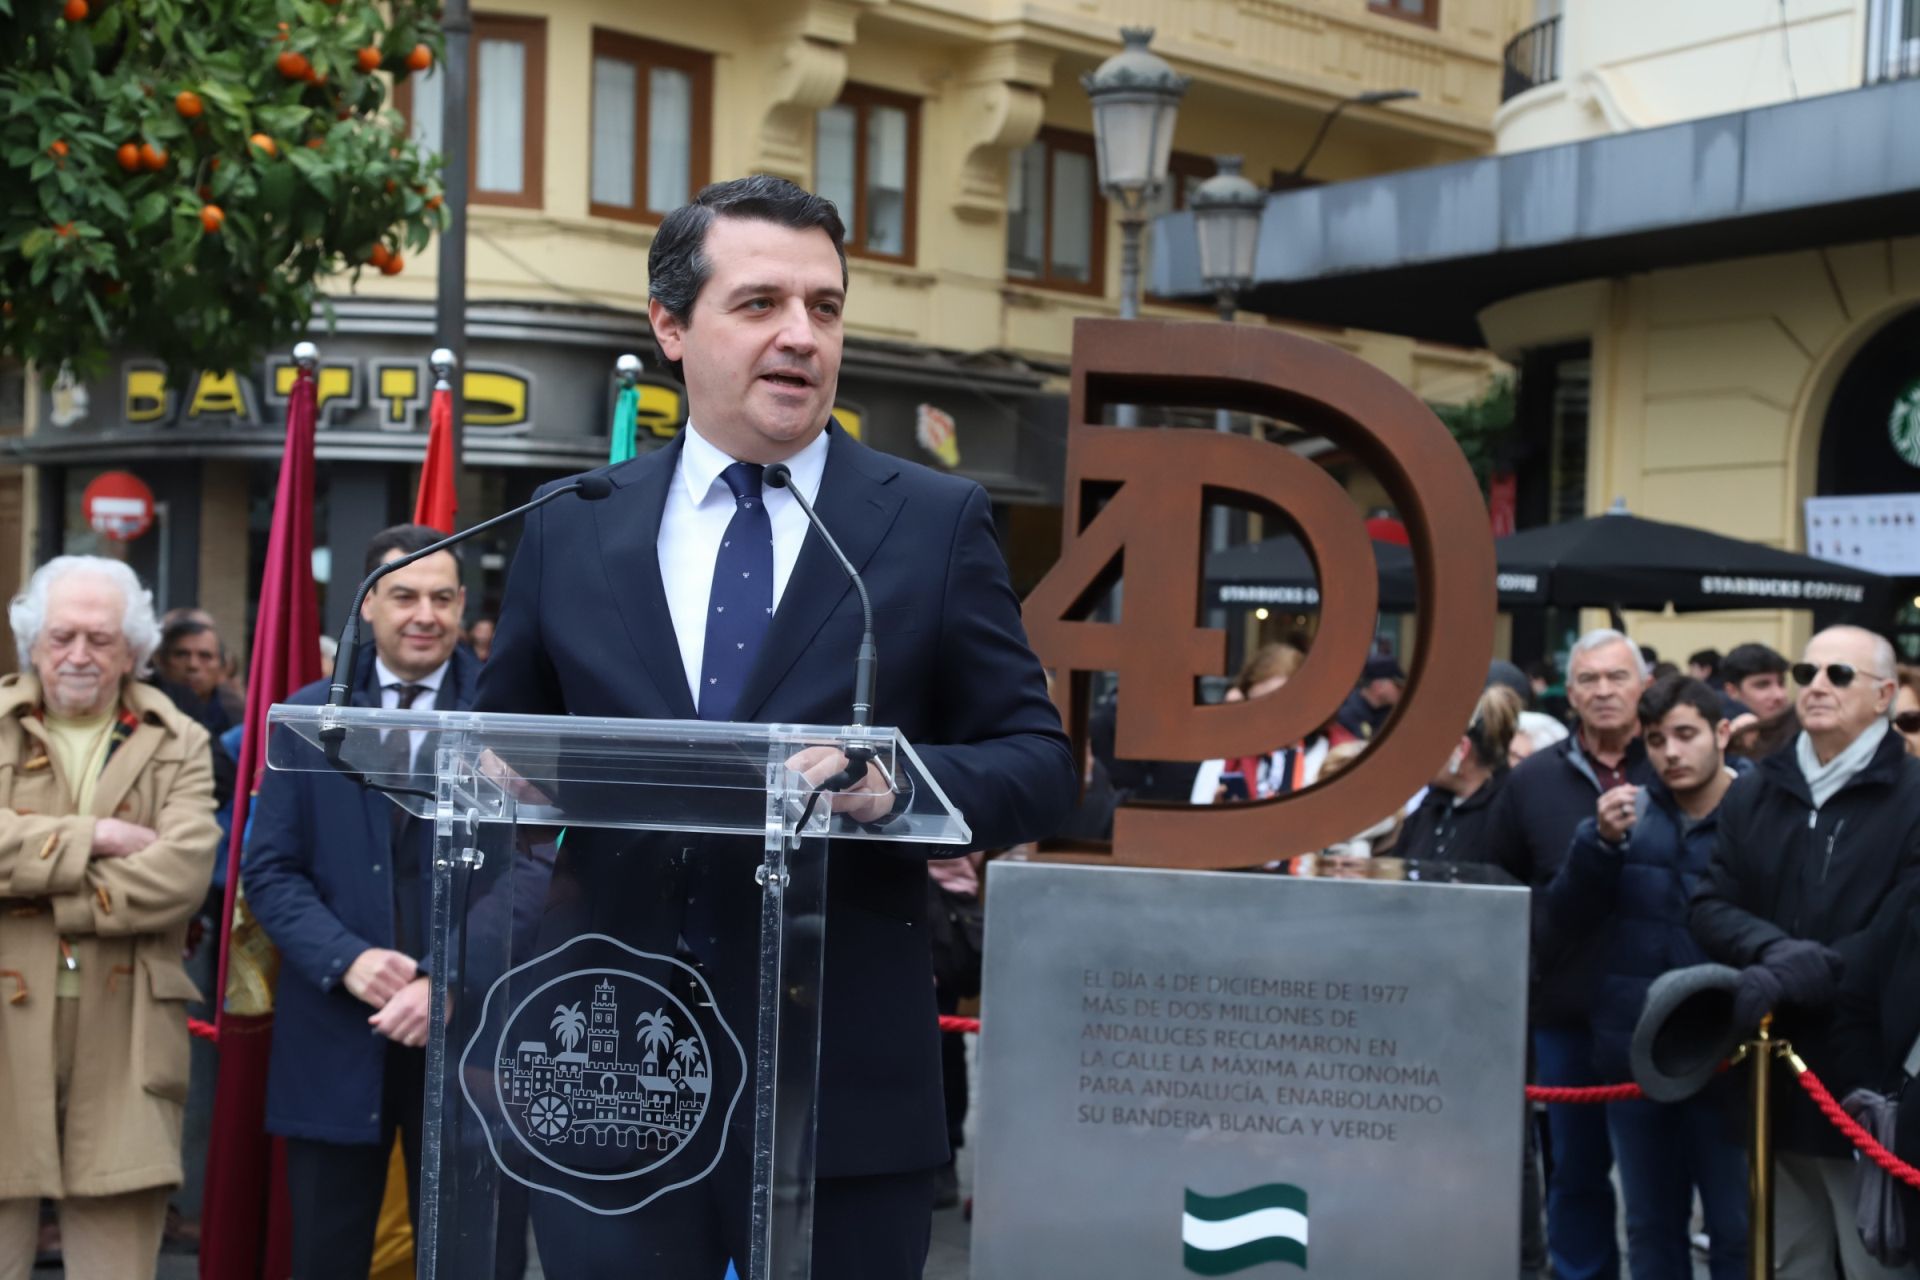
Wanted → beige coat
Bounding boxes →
[0,674,220,1200]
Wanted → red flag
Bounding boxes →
[200,361,322,1280]
[413,380,457,533]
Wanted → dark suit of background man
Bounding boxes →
[475,175,1076,1278]
[244,525,481,1280]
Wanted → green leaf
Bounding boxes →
[132,191,169,229]
[82,288,109,339]
[20,227,52,259]
[260,159,294,220]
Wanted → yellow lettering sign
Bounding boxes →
[377,365,421,426]
[125,369,170,423]
[273,363,354,412]
[463,370,529,428]
[636,383,685,439]
[830,405,864,441]
[185,370,248,418]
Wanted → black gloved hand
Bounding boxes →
[1733,963,1785,1032]
[1733,939,1845,1030]
[1763,938,1845,1007]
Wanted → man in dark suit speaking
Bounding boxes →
[475,175,1075,1277]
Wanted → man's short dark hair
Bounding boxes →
[1720,642,1788,686]
[1688,648,1722,677]
[160,617,217,654]
[363,524,463,579]
[1639,674,1726,730]
[647,175,849,333]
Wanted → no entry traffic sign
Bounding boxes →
[83,471,155,541]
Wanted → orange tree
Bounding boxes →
[0,0,446,379]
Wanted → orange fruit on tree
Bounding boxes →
[406,44,432,72]
[426,194,443,210]
[174,90,203,118]
[249,133,277,158]
[54,222,75,238]
[62,0,87,21]
[305,67,325,86]
[305,136,325,149]
[356,46,382,73]
[139,142,167,171]
[380,253,404,276]
[367,242,392,269]
[116,142,140,172]
[49,140,68,157]
[276,50,309,80]
[276,21,289,41]
[200,205,225,234]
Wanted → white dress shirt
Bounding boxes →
[657,422,830,704]
[374,654,448,770]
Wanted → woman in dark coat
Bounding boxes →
[1397,684,1522,864]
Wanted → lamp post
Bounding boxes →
[1083,27,1189,426]
[1191,155,1265,630]
[1283,87,1418,184]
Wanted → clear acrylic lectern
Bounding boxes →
[267,705,971,1280]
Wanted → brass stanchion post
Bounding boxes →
[1748,1017,1775,1280]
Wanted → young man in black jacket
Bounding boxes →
[1691,625,1920,1280]
[1545,676,1749,1280]
[1487,628,1655,1280]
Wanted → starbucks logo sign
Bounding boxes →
[1892,378,1920,468]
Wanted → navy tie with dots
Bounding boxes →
[698,462,773,720]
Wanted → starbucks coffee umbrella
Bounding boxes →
[1381,504,1890,617]
[1206,535,1418,612]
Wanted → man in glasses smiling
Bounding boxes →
[1693,626,1920,1279]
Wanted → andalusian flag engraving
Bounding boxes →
[1183,1184,1309,1274]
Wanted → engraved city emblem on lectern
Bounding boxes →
[460,933,747,1215]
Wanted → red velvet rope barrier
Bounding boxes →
[1522,1081,1645,1104]
[1792,1062,1920,1191]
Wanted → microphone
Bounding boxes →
[326,473,615,719]
[765,463,875,729]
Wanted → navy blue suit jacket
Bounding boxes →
[474,425,1074,1175]
[245,644,482,1143]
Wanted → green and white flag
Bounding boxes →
[1183,1184,1309,1275]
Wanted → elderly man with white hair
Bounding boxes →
[1693,625,1920,1279]
[0,555,220,1280]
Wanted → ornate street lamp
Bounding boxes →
[1192,155,1265,323]
[1082,27,1190,325]
[1191,156,1266,624]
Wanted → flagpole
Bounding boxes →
[609,353,641,465]
[434,0,471,481]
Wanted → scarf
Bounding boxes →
[1796,718,1890,810]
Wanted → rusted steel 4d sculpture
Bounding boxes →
[1023,318,1497,870]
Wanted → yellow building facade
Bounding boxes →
[1487,0,1920,661]
[6,0,1526,665]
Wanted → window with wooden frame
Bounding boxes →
[589,30,713,224]
[395,13,546,209]
[814,84,919,263]
[1368,0,1439,27]
[1005,128,1106,295]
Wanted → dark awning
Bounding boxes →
[1378,510,1891,614]
[1152,78,1920,346]
[1205,536,1416,612]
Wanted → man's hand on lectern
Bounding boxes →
[786,745,894,824]
[477,748,552,805]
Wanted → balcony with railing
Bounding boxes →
[1501,14,1561,103]
[1867,0,1920,84]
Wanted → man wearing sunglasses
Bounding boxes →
[1693,626,1920,1279]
